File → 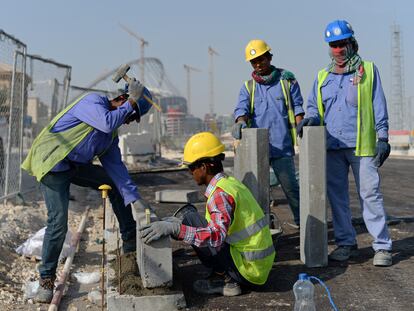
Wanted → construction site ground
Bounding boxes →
[0,156,413,311]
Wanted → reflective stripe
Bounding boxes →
[245,78,296,145]
[226,216,268,244]
[240,244,275,261]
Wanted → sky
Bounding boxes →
[1,0,413,119]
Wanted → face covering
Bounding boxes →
[327,38,362,81]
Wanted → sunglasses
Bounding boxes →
[329,40,348,48]
[188,162,200,172]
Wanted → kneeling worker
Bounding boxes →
[140,132,275,296]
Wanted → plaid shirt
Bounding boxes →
[178,173,235,248]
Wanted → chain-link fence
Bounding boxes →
[0,30,71,201]
[25,54,71,141]
[0,30,27,200]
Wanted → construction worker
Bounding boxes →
[232,39,304,226]
[21,80,153,303]
[140,132,275,296]
[297,20,392,266]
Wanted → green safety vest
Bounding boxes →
[245,78,298,146]
[21,93,117,181]
[316,61,376,156]
[205,176,275,285]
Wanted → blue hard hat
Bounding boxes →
[324,20,354,43]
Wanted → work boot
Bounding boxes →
[193,273,242,297]
[122,237,136,254]
[373,250,392,267]
[328,245,358,261]
[34,277,55,303]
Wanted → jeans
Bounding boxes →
[270,156,300,225]
[182,212,250,286]
[327,149,392,251]
[39,163,136,279]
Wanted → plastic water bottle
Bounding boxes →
[293,273,316,311]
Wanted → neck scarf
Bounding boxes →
[327,40,363,84]
[252,65,279,85]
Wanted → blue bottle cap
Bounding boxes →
[298,273,308,281]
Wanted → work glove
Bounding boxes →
[140,220,181,244]
[161,216,182,225]
[231,120,247,140]
[374,138,391,167]
[127,78,145,102]
[296,117,319,138]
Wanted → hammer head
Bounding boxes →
[112,64,130,83]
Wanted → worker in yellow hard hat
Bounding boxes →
[233,39,305,226]
[140,132,275,296]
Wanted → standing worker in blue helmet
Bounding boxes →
[22,79,154,303]
[297,20,392,266]
[232,40,305,227]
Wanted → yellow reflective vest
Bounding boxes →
[245,78,298,146]
[22,94,116,181]
[206,175,275,285]
[316,61,376,156]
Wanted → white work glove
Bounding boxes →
[140,221,181,244]
[128,78,145,102]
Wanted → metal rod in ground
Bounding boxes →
[48,207,90,311]
[99,185,112,311]
[117,229,121,294]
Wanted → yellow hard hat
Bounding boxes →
[183,132,225,165]
[245,39,271,61]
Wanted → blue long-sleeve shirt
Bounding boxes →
[234,74,304,158]
[305,64,388,150]
[50,91,152,205]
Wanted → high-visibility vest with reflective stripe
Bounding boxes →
[21,94,117,181]
[316,61,376,156]
[245,78,297,146]
[205,176,275,285]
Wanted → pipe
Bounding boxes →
[48,207,90,311]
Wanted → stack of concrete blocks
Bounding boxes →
[299,126,328,267]
[155,189,200,203]
[233,128,270,219]
[118,132,155,164]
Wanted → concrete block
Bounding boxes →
[233,128,270,217]
[155,189,200,203]
[299,126,328,267]
[106,260,186,311]
[107,292,186,311]
[132,204,173,288]
[119,132,155,164]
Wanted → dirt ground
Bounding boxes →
[0,156,413,310]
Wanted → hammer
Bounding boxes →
[112,64,161,112]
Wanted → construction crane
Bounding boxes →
[183,64,201,115]
[208,46,219,116]
[119,23,148,85]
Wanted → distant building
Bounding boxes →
[0,63,30,147]
[26,97,49,137]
